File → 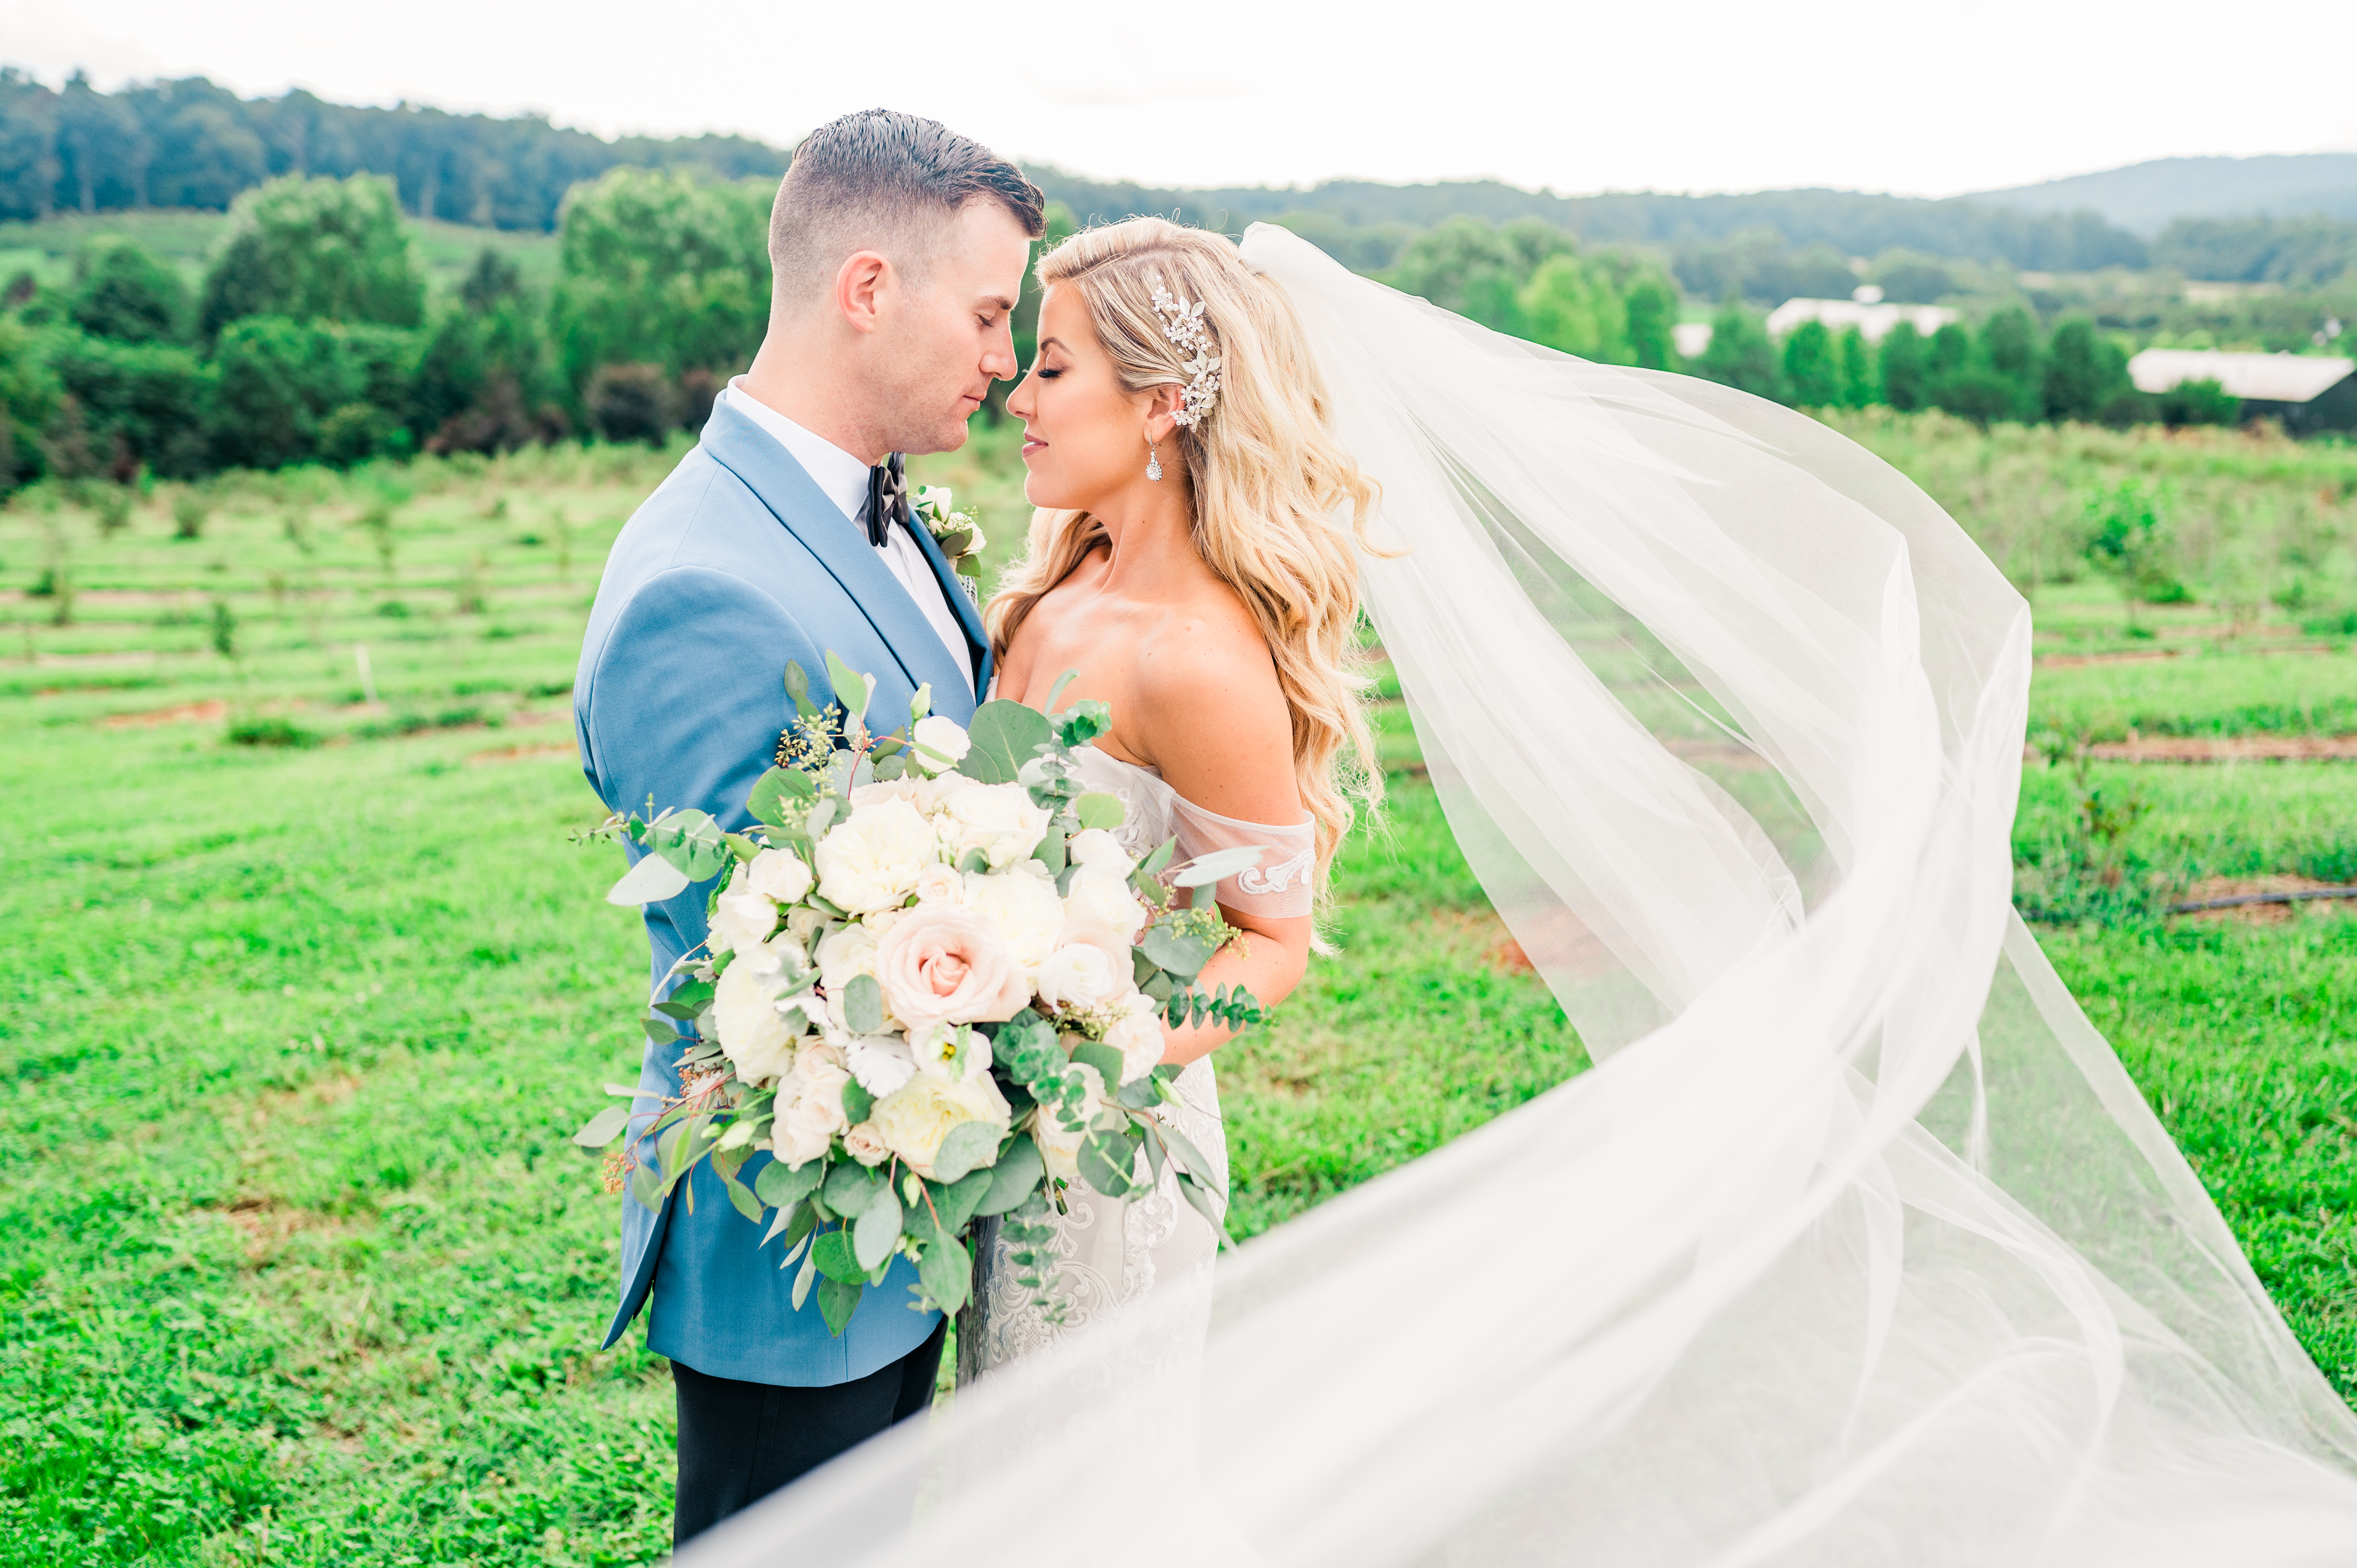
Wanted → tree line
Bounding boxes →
[0,68,785,229]
[0,172,2270,496]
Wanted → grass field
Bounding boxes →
[4,414,2356,1565]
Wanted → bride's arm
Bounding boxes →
[1134,624,1313,1068]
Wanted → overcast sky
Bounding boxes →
[9,0,2355,199]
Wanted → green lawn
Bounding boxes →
[4,415,2356,1565]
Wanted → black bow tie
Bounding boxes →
[866,453,909,548]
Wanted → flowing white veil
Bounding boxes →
[680,224,2357,1566]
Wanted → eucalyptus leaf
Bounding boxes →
[976,1134,1045,1216]
[961,700,1055,784]
[571,1104,630,1149]
[1073,792,1126,832]
[722,1165,764,1223]
[1045,669,1081,712]
[841,1078,875,1126]
[783,660,819,719]
[854,1182,903,1272]
[755,1159,824,1211]
[1077,1131,1134,1197]
[1140,920,1223,983]
[928,1120,1002,1185]
[793,1245,817,1305]
[918,1232,971,1316]
[606,852,690,906]
[824,650,875,721]
[1175,1170,1237,1249]
[824,1161,877,1219]
[934,1167,995,1234]
[1031,823,1067,877]
[817,1276,862,1336]
[805,796,838,842]
[1069,1041,1126,1089]
[746,765,815,828]
[812,1227,864,1284]
[844,973,884,1035]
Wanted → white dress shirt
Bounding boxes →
[721,380,975,693]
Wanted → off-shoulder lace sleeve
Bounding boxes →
[1168,796,1317,919]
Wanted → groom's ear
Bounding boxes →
[832,250,895,336]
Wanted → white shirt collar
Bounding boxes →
[721,379,871,526]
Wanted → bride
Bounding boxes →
[684,218,2357,1563]
[967,221,1374,1367]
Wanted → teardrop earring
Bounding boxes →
[1146,440,1163,482]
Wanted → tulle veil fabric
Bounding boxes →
[679,224,2357,1566]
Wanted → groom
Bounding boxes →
[572,110,1042,1545]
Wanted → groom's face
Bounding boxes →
[874,200,1033,455]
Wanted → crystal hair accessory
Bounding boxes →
[1150,281,1223,429]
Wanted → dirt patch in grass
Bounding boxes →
[2091,734,2357,761]
[468,742,575,764]
[99,698,229,728]
[2172,876,2357,925]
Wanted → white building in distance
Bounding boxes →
[2128,349,2357,433]
[1766,297,1960,343]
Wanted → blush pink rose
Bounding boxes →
[874,904,1030,1029]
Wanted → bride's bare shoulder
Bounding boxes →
[1131,582,1295,813]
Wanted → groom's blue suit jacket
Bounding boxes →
[573,399,992,1386]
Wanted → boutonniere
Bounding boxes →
[910,485,986,591]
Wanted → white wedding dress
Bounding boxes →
[683,226,2357,1568]
[970,745,1312,1373]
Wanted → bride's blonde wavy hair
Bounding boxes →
[986,217,1384,894]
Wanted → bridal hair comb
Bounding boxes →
[1149,281,1223,429]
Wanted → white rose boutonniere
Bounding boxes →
[910,486,987,591]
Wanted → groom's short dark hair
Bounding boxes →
[769,110,1044,303]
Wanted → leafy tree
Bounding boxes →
[550,168,771,397]
[585,363,680,444]
[0,317,62,486]
[207,315,417,469]
[1873,259,1956,303]
[0,69,59,221]
[48,332,212,476]
[2157,377,2239,427]
[1926,322,1971,382]
[2041,319,2126,423]
[1520,255,1627,361]
[1622,277,1676,370]
[1780,319,1841,407]
[1981,307,2039,382]
[1879,323,1927,412]
[1696,293,1781,400]
[54,71,141,214]
[2083,479,2187,620]
[416,245,553,450]
[68,240,188,343]
[199,174,426,338]
[1385,216,1571,335]
[1835,326,1876,408]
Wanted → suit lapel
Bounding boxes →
[905,513,993,698]
[699,402,933,699]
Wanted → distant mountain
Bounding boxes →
[1025,169,2146,275]
[1969,154,2357,236]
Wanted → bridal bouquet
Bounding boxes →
[571,655,1264,1334]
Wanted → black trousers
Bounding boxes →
[671,1317,947,1549]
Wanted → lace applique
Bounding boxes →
[1238,844,1314,895]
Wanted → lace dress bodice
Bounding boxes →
[970,747,1312,1375]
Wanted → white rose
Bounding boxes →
[1063,865,1147,942]
[1032,1062,1110,1185]
[706,865,779,958]
[1067,828,1134,875]
[848,778,920,809]
[843,1122,891,1167]
[911,714,972,774]
[785,904,825,947]
[771,1044,852,1167]
[912,770,977,815]
[964,866,1067,974]
[816,921,881,995]
[712,951,801,1086]
[744,847,813,905]
[1103,992,1168,1085]
[870,1070,1012,1180]
[843,1033,918,1096]
[914,863,964,905]
[814,797,937,915]
[1035,932,1131,1013]
[938,782,1051,869]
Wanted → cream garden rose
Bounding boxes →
[875,905,1030,1028]
[711,941,804,1085]
[870,1070,1011,1180]
[937,782,1051,869]
[913,863,964,905]
[964,866,1067,973]
[1035,927,1133,1013]
[744,846,813,904]
[1103,992,1169,1083]
[911,714,971,774]
[816,921,881,994]
[814,797,937,914]
[707,865,780,958]
[1063,864,1148,942]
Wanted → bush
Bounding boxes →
[206,316,422,470]
[199,174,426,338]
[2159,377,2241,427]
[585,363,679,444]
[69,240,189,344]
[47,330,213,477]
[226,716,317,747]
